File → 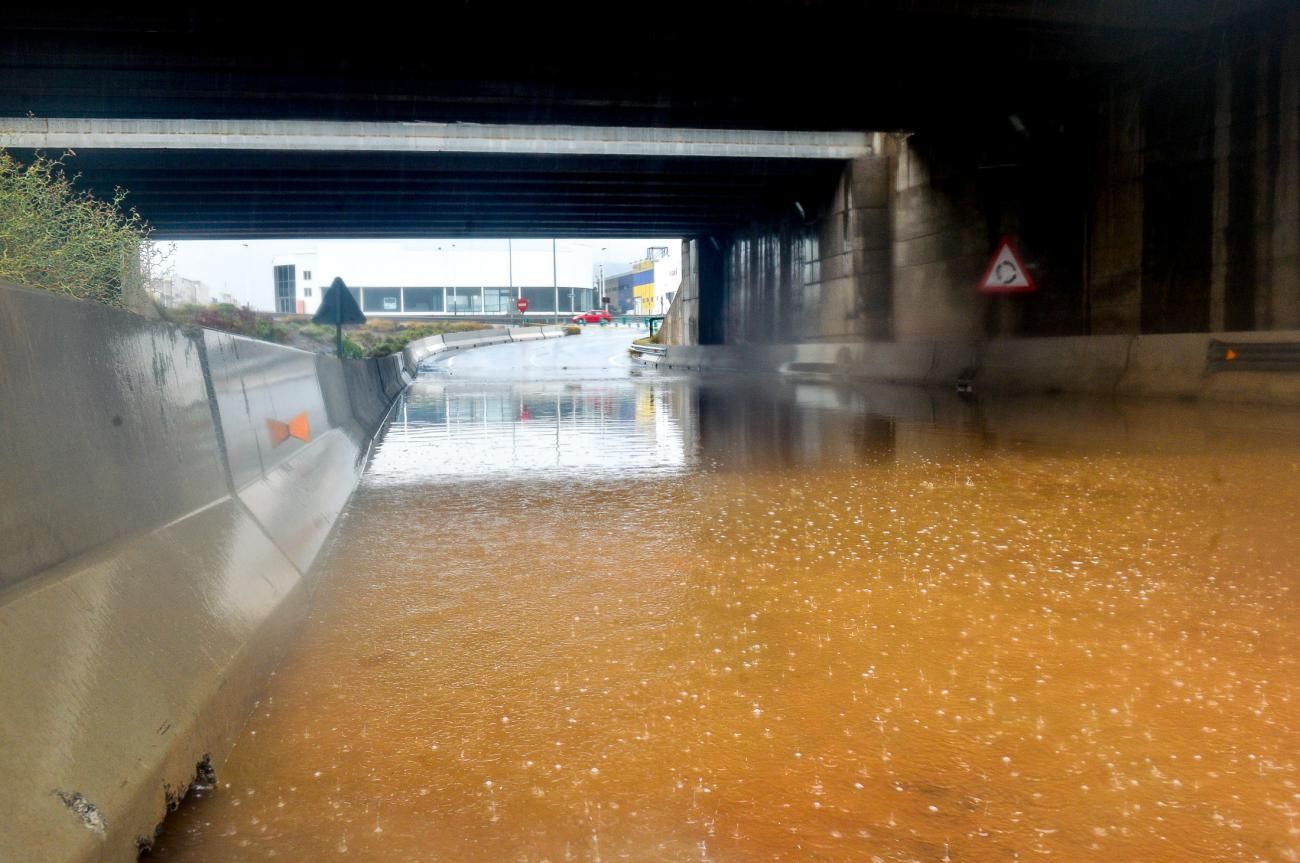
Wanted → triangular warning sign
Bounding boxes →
[978,237,1036,294]
[312,277,367,326]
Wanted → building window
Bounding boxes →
[273,265,295,314]
[303,270,312,281]
[483,288,513,313]
[556,288,594,314]
[402,287,444,313]
[521,287,555,313]
[362,287,402,313]
[304,287,313,298]
[448,287,482,314]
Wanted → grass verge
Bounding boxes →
[160,305,493,358]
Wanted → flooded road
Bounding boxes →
[153,330,1300,862]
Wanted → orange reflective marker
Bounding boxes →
[266,412,311,447]
[288,412,311,442]
[1225,348,1238,361]
[267,418,290,447]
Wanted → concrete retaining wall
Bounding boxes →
[0,282,407,862]
[652,330,1300,406]
[400,325,566,375]
[0,296,570,863]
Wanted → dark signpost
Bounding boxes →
[312,277,367,358]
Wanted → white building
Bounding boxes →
[271,240,595,318]
[651,246,682,315]
[146,274,212,308]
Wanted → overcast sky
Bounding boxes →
[164,238,678,309]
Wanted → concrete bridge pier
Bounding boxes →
[660,4,1300,404]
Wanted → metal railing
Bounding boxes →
[1207,340,1300,372]
[629,342,667,359]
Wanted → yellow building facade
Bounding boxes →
[631,259,656,315]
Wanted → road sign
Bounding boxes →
[516,298,529,313]
[312,277,367,325]
[978,237,1036,293]
[312,277,366,358]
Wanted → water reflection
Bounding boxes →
[695,377,1300,468]
[375,375,1300,487]
[367,380,697,485]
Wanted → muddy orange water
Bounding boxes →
[151,375,1300,862]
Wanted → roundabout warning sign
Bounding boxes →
[978,237,1036,294]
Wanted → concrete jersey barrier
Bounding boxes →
[0,282,403,863]
[401,325,568,375]
[0,286,227,591]
[650,331,1300,406]
[0,292,577,863]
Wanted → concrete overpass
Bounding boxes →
[2,2,1296,335]
[1,0,1295,372]
[1,1,1291,241]
[5,3,1271,130]
[2,5,1299,860]
[0,119,861,238]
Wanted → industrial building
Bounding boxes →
[604,246,682,315]
[271,240,595,317]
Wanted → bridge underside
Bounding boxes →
[1,1,1295,335]
[1,3,1251,131]
[10,148,845,239]
[2,1,1286,239]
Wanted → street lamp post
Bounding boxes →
[599,246,606,312]
[240,242,251,310]
[437,245,446,315]
[508,238,517,324]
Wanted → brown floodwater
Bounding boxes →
[151,369,1300,862]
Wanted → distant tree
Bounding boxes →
[0,149,156,308]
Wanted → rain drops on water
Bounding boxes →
[167,389,1300,862]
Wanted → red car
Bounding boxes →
[571,309,612,324]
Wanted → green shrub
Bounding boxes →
[164,303,291,344]
[341,335,364,359]
[166,303,493,356]
[345,320,489,357]
[0,149,154,308]
[299,323,335,342]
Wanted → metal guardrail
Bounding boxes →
[784,362,841,375]
[629,342,667,358]
[1208,341,1300,373]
